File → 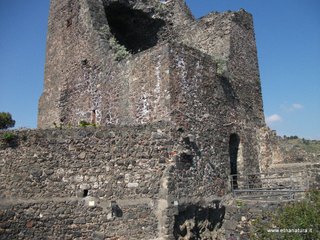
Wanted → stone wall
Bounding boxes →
[38,1,265,133]
[257,127,320,190]
[37,1,266,197]
[0,120,267,239]
[38,0,194,128]
[0,124,173,239]
[258,126,320,168]
[2,121,247,239]
[178,9,264,126]
[228,10,264,126]
[21,0,292,238]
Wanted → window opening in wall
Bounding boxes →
[66,18,72,28]
[229,133,240,189]
[83,189,88,197]
[176,152,193,170]
[111,201,123,217]
[91,110,96,125]
[105,3,166,54]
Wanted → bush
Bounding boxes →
[251,190,320,240]
[0,112,15,129]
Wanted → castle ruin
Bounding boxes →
[38,0,264,130]
[0,0,282,239]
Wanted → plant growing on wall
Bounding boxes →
[0,132,18,148]
[215,59,228,77]
[79,120,96,127]
[2,132,16,141]
[109,36,130,61]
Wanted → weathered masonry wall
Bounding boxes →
[38,0,194,128]
[29,0,277,238]
[178,9,264,126]
[1,127,317,239]
[38,0,265,132]
[0,124,173,239]
[0,122,265,239]
[1,123,240,239]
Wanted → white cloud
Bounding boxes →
[281,103,304,112]
[292,103,303,110]
[266,114,282,125]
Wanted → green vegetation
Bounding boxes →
[236,199,246,208]
[283,136,320,156]
[284,135,299,139]
[79,120,96,127]
[0,132,18,148]
[53,121,97,128]
[250,190,320,240]
[215,58,228,77]
[0,112,15,129]
[2,132,17,142]
[109,36,130,61]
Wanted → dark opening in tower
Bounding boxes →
[105,3,166,54]
[91,110,96,125]
[229,133,240,189]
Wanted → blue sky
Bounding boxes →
[0,0,319,139]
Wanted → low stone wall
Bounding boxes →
[0,199,157,240]
[0,124,174,200]
[0,120,268,239]
[0,123,173,239]
[0,122,235,239]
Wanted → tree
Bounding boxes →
[0,112,16,129]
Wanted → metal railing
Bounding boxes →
[230,170,309,200]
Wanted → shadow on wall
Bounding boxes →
[174,201,225,239]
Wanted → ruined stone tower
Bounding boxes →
[38,0,264,129]
[1,0,267,238]
[2,2,318,238]
[38,0,266,184]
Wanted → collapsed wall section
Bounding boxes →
[177,11,233,60]
[105,2,166,54]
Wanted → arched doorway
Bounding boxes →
[229,134,240,189]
